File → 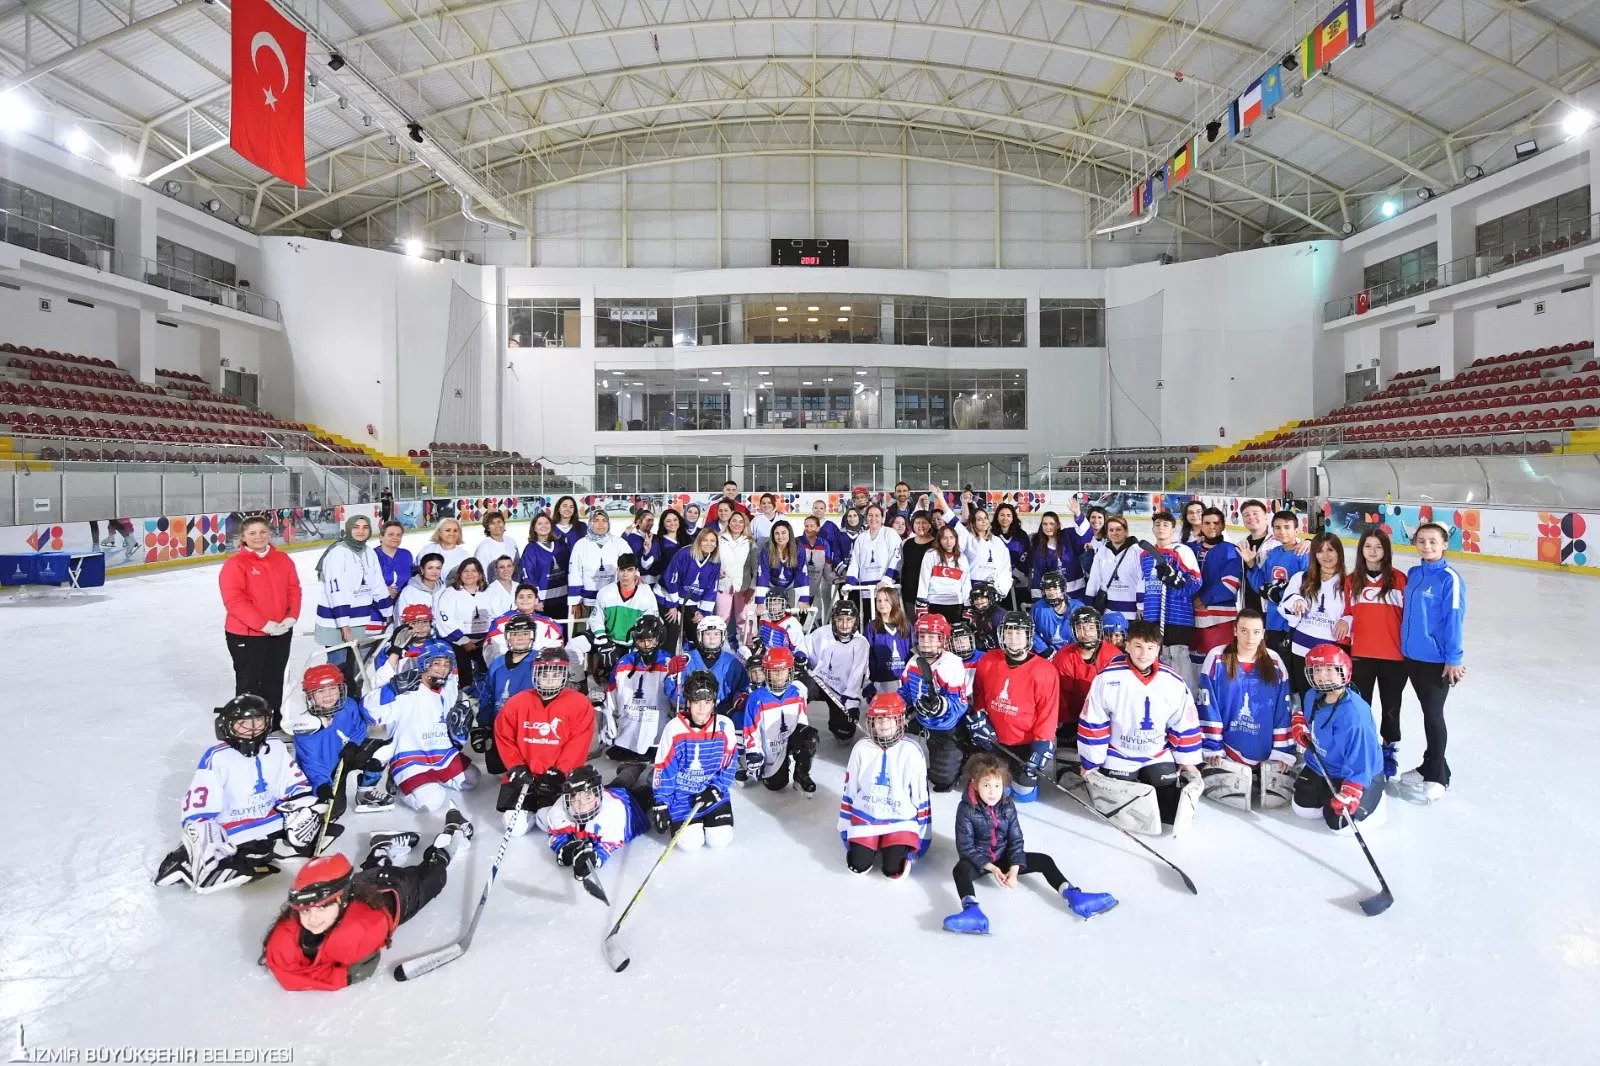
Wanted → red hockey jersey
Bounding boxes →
[1051,642,1122,737]
[970,651,1059,747]
[494,687,596,778]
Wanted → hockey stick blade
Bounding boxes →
[600,799,708,973]
[581,873,611,906]
[602,932,631,973]
[1305,735,1393,917]
[393,943,464,982]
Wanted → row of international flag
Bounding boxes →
[1132,0,1377,217]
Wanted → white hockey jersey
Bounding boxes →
[1078,661,1203,775]
[917,552,971,607]
[603,653,673,752]
[536,786,642,867]
[949,517,1014,598]
[180,740,311,845]
[838,739,932,847]
[362,683,471,795]
[845,526,902,589]
[1280,572,1350,658]
[570,532,631,606]
[743,684,810,780]
[315,544,390,633]
[435,586,496,642]
[800,628,870,712]
[474,535,522,576]
[1084,542,1144,615]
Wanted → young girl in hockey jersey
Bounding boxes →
[741,646,820,794]
[550,495,587,552]
[918,523,971,625]
[756,519,810,616]
[942,754,1117,934]
[1291,644,1386,829]
[436,557,495,689]
[800,514,839,621]
[363,641,481,814]
[864,587,912,695]
[844,505,901,615]
[292,665,387,819]
[662,527,721,653]
[602,614,674,761]
[155,695,318,893]
[839,693,931,878]
[1341,527,1408,781]
[650,670,740,848]
[992,504,1029,610]
[1196,610,1295,811]
[803,599,871,742]
[1279,533,1349,697]
[1029,501,1091,601]
[900,613,972,792]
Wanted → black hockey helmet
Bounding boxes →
[215,694,272,756]
[745,647,768,685]
[969,581,997,611]
[831,597,860,639]
[682,669,719,724]
[999,610,1033,659]
[562,764,605,826]
[1070,605,1103,650]
[503,613,537,651]
[1040,570,1067,603]
[630,614,664,653]
[949,619,976,658]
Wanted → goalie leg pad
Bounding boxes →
[1084,772,1162,836]
[1168,773,1205,838]
[1258,761,1298,810]
[1201,760,1253,812]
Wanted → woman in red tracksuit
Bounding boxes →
[1339,526,1408,780]
[219,515,303,725]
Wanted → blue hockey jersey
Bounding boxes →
[1249,544,1309,632]
[1301,687,1383,789]
[1400,557,1466,666]
[476,648,538,728]
[519,539,570,603]
[652,713,739,821]
[293,697,373,791]
[1138,543,1200,628]
[661,550,719,612]
[664,647,749,715]
[1031,598,1078,654]
[864,622,912,685]
[898,651,968,732]
[1193,538,1243,630]
[755,550,811,605]
[1197,649,1293,765]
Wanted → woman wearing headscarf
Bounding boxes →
[314,514,389,698]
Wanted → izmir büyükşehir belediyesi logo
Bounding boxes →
[8,1024,29,1063]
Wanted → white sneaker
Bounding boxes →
[1399,771,1446,805]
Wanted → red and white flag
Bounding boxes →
[230,0,306,187]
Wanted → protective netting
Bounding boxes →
[1105,290,1165,448]
[434,281,495,445]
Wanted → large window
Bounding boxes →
[1476,187,1592,255]
[898,454,1030,489]
[594,456,732,493]
[1363,244,1437,294]
[893,298,1025,347]
[595,366,1026,431]
[673,296,729,346]
[1040,299,1106,346]
[0,177,114,265]
[595,299,675,347]
[509,298,580,348]
[748,455,883,491]
[741,295,883,344]
[156,238,237,286]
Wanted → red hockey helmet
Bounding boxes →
[1304,643,1354,693]
[288,853,353,911]
[914,612,952,654]
[763,645,795,673]
[865,692,906,749]
[302,663,346,715]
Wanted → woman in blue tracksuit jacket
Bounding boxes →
[520,513,571,624]
[1398,522,1467,801]
[992,504,1031,609]
[661,527,722,652]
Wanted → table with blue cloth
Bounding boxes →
[0,551,106,591]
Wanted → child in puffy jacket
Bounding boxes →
[942,754,1117,934]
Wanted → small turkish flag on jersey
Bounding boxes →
[230,0,306,187]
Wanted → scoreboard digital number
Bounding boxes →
[771,239,849,267]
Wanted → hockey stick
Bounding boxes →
[392,783,530,981]
[601,798,708,973]
[311,755,344,856]
[1004,743,1198,895]
[581,872,611,906]
[1303,732,1394,917]
[1135,539,1168,643]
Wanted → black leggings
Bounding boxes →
[953,853,1066,899]
[847,842,913,877]
[926,603,965,626]
[454,641,487,690]
[359,850,448,926]
[1406,658,1453,786]
[1353,657,1408,745]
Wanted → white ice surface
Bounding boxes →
[2,532,1598,1065]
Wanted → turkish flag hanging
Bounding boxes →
[230,0,306,187]
[1355,290,1371,315]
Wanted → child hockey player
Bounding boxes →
[260,810,472,991]
[966,581,1005,650]
[588,552,660,680]
[802,598,871,742]
[971,611,1059,801]
[838,693,931,878]
[496,648,598,834]
[664,614,749,716]
[154,695,318,893]
[1077,620,1204,836]
[899,613,972,792]
[484,584,563,663]
[602,614,674,761]
[362,640,480,814]
[471,613,541,773]
[650,670,740,848]
[1050,607,1120,777]
[942,753,1117,934]
[757,593,810,663]
[741,646,820,794]
[950,619,982,698]
[1248,510,1310,667]
[1197,609,1296,811]
[372,603,436,688]
[1030,572,1076,654]
[1102,611,1129,649]
[536,764,647,882]
[291,664,387,819]
[1291,644,1387,829]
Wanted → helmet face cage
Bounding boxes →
[1041,573,1066,604]
[970,584,994,612]
[1305,646,1353,693]
[950,624,975,658]
[1000,621,1032,657]
[634,631,660,656]
[764,596,788,620]
[307,683,344,716]
[216,697,271,755]
[831,603,859,638]
[868,707,905,749]
[504,623,535,654]
[1071,609,1102,648]
[746,661,766,687]
[535,656,568,698]
[564,781,603,826]
[764,661,792,690]
[424,652,455,677]
[697,616,725,653]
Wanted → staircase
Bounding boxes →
[1564,426,1600,453]
[1167,421,1301,489]
[303,423,435,489]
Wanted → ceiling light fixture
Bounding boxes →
[407,122,425,144]
[777,317,789,322]
[63,127,91,156]
[327,52,346,71]
[839,305,852,311]
[0,91,33,132]
[1465,164,1485,180]
[204,198,223,213]
[163,179,182,195]
[1380,199,1400,218]
[403,237,425,257]
[111,153,136,177]
[807,305,819,311]
[1562,110,1595,139]
[330,228,344,240]
[235,214,251,227]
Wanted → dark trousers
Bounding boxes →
[225,632,293,719]
[848,842,913,877]
[1405,659,1453,785]
[360,852,448,926]
[1295,770,1386,830]
[1266,631,1301,695]
[925,728,967,792]
[1353,657,1408,745]
[926,603,965,626]
[952,852,1066,899]
[454,642,487,691]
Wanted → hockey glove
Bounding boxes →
[505,765,532,788]
[962,709,998,751]
[1157,560,1187,590]
[742,748,766,780]
[390,664,423,695]
[469,724,495,755]
[339,738,389,774]
[1026,741,1054,779]
[555,838,590,868]
[315,782,335,803]
[278,796,325,848]
[1263,579,1288,605]
[386,627,412,656]
[694,785,723,809]
[650,802,672,835]
[1329,780,1364,819]
[667,654,690,677]
[345,951,382,986]
[572,844,598,881]
[914,692,945,722]
[1289,711,1312,751]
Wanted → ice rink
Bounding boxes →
[2,530,1598,1065]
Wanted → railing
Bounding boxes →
[0,207,280,322]
[1324,208,1600,322]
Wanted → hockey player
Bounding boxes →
[1030,571,1076,654]
[536,764,647,881]
[650,670,740,848]
[155,695,318,893]
[842,505,901,614]
[1247,510,1310,666]
[589,552,660,670]
[942,753,1117,935]
[1102,611,1129,649]
[664,614,749,718]
[1292,643,1386,829]
[1197,609,1295,811]
[966,581,1005,651]
[757,593,810,663]
[1077,620,1204,836]
[1050,606,1120,774]
[950,619,982,698]
[372,602,436,688]
[661,528,721,651]
[601,615,673,761]
[362,640,480,814]
[971,611,1059,801]
[755,519,811,615]
[838,693,932,878]
[1137,511,1202,689]
[740,645,820,795]
[470,613,541,772]
[899,613,972,792]
[291,665,386,819]
[496,647,597,834]
[864,587,913,695]
[484,585,563,662]
[801,598,871,742]
[1191,507,1243,663]
[260,810,471,991]
[1279,533,1350,697]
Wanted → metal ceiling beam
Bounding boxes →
[262,160,427,228]
[1397,14,1588,111]
[0,0,205,94]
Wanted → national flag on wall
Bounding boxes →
[1317,0,1363,67]
[1299,30,1320,78]
[1144,170,1162,208]
[1132,183,1144,217]
[230,0,307,187]
[1229,65,1282,137]
[1168,137,1196,186]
